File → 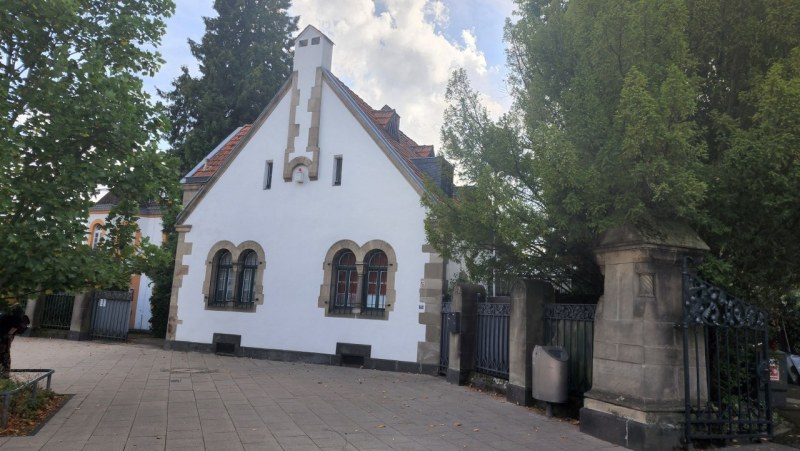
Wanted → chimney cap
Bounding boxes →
[295,25,335,47]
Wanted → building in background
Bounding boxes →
[87,193,163,330]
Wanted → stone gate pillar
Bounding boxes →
[447,282,484,385]
[68,292,92,340]
[507,279,552,405]
[580,223,708,451]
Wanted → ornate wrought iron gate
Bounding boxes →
[681,261,772,444]
[89,290,133,341]
[475,301,510,379]
[439,301,451,375]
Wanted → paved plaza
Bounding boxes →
[3,337,795,450]
[0,336,621,450]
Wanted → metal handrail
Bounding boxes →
[0,369,55,428]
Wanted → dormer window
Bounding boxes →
[299,39,308,47]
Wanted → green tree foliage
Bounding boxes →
[507,0,707,241]
[423,69,601,293]
[701,49,800,322]
[162,0,298,173]
[430,0,800,313]
[0,0,177,303]
[684,0,800,309]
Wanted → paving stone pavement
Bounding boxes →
[0,337,628,450]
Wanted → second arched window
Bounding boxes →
[238,250,258,305]
[333,250,358,313]
[364,250,388,311]
[213,250,234,304]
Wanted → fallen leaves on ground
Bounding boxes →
[0,393,67,436]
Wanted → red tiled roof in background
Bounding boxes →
[329,75,434,179]
[191,125,253,178]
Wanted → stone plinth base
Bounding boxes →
[580,399,683,451]
[506,384,531,406]
[446,368,469,385]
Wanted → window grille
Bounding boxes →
[238,250,258,304]
[332,251,357,313]
[212,251,234,305]
[364,251,387,311]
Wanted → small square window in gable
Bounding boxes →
[311,36,320,45]
[299,39,308,47]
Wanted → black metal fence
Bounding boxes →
[475,301,510,379]
[439,301,451,375]
[543,303,596,394]
[681,263,772,444]
[39,293,74,330]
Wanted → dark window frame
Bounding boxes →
[212,250,234,305]
[333,156,343,186]
[363,250,388,314]
[238,250,258,305]
[331,250,357,314]
[264,160,273,190]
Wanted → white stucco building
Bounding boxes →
[166,26,455,371]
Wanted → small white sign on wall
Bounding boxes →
[99,298,107,307]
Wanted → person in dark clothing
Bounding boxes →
[0,312,29,378]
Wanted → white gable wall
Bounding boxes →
[174,80,429,362]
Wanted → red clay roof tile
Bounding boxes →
[191,125,253,178]
[328,74,434,179]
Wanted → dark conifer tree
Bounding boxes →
[162,0,298,173]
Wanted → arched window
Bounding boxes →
[238,250,258,305]
[91,224,103,249]
[364,250,388,311]
[332,250,358,313]
[318,241,397,319]
[213,250,234,305]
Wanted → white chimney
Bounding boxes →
[293,25,334,74]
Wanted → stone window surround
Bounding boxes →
[318,239,397,320]
[203,240,266,312]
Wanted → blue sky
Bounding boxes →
[145,0,516,149]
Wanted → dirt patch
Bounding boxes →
[0,391,69,436]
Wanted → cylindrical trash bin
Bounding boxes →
[532,345,569,403]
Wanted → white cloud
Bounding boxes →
[147,0,514,152]
[291,0,510,150]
